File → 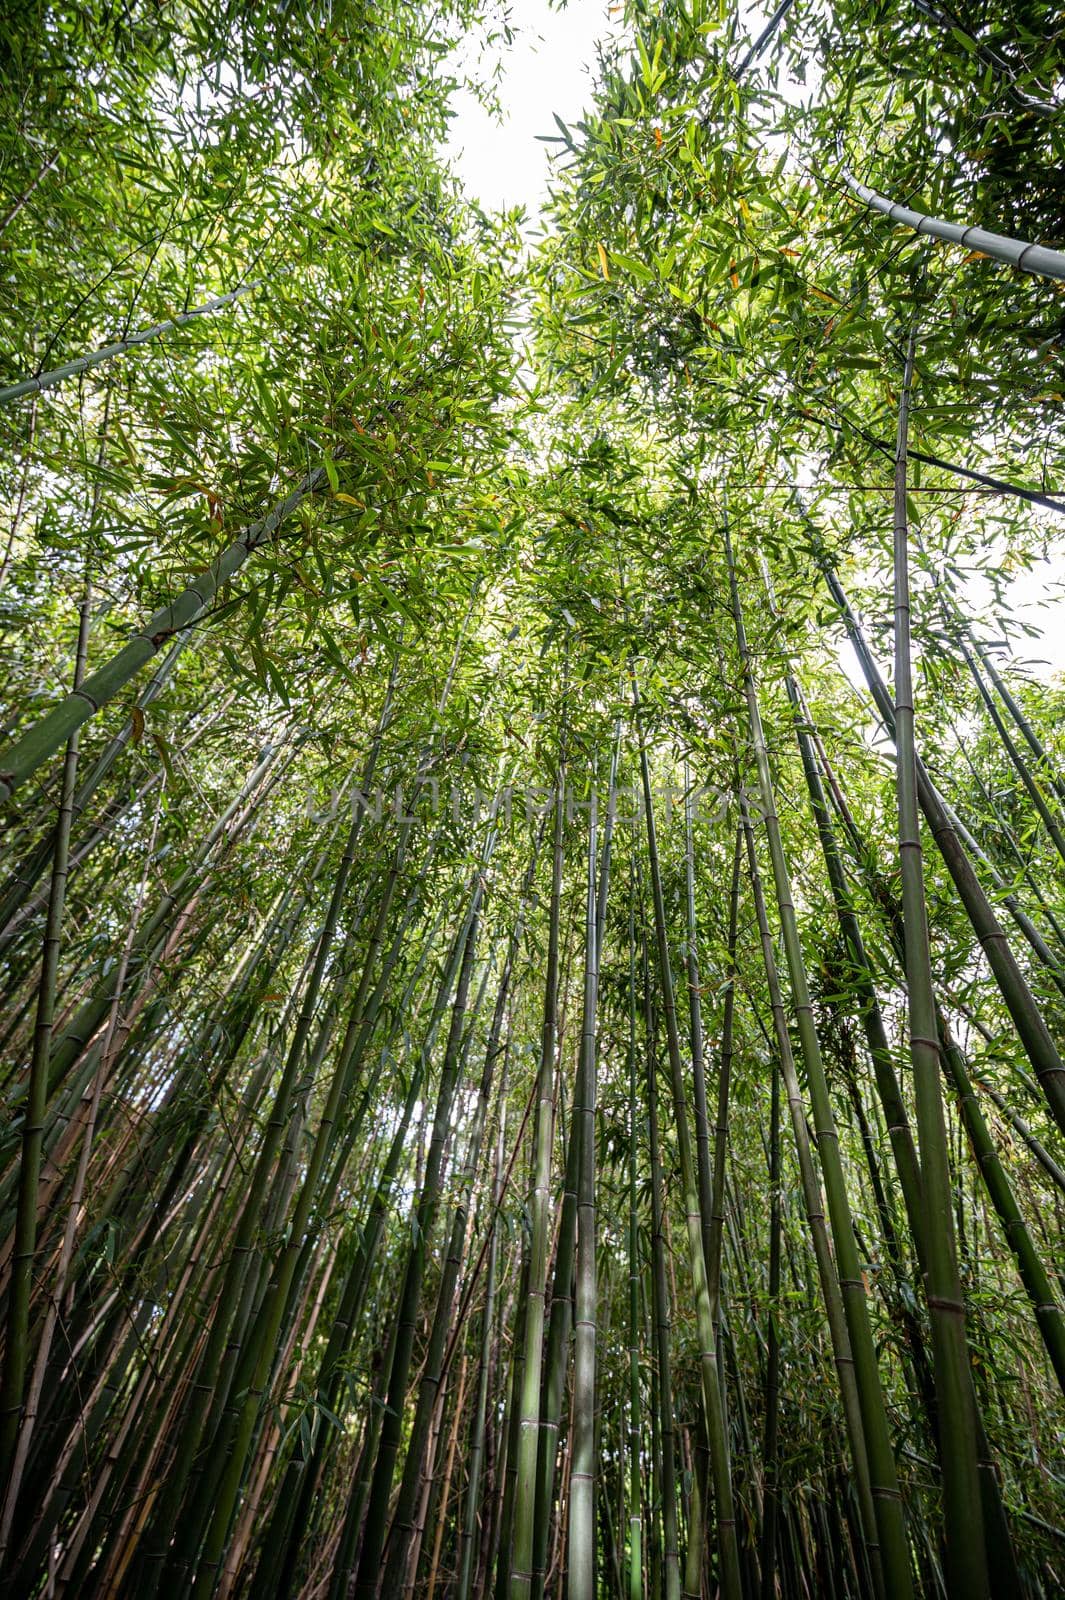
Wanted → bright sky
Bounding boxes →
[444,1,615,219]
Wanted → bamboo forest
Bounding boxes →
[3,1,1065,1596]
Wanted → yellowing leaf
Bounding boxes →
[597,242,610,280]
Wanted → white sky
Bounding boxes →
[444,1,614,219]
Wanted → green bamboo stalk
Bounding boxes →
[784,672,927,1256]
[0,467,325,806]
[383,831,543,1594]
[975,1076,1065,1196]
[327,1315,401,1600]
[936,1009,1065,1393]
[0,776,165,1558]
[349,895,483,1600]
[0,274,272,407]
[192,859,475,1595]
[733,0,798,74]
[943,711,1065,980]
[682,771,716,1287]
[821,561,1065,1137]
[277,833,539,1594]
[683,805,741,1600]
[626,894,643,1600]
[457,1112,506,1600]
[510,775,564,1600]
[646,1255,662,1600]
[136,733,393,1589]
[810,709,1065,1211]
[569,778,601,1600]
[837,140,1065,279]
[0,634,188,952]
[960,635,1065,868]
[808,673,1065,1406]
[267,1032,429,1589]
[682,1446,707,1600]
[804,722,1026,1597]
[736,537,916,1588]
[971,635,1065,805]
[707,823,742,1330]
[636,700,741,1600]
[529,1036,579,1600]
[642,926,681,1600]
[738,791,880,1586]
[734,599,915,1594]
[0,570,94,1488]
[494,1242,531,1600]
[38,736,294,1102]
[758,1056,782,1600]
[889,330,988,1597]
[814,694,1065,1398]
[529,739,619,1600]
[95,825,352,1271]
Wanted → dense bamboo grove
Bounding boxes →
[1,0,1064,1595]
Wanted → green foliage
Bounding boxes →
[0,2,1063,1596]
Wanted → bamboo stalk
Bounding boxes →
[889,329,989,1597]
[0,553,97,1487]
[510,775,564,1600]
[730,524,911,1597]
[636,699,742,1600]
[643,924,681,1600]
[569,778,601,1600]
[0,274,271,408]
[837,142,1065,280]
